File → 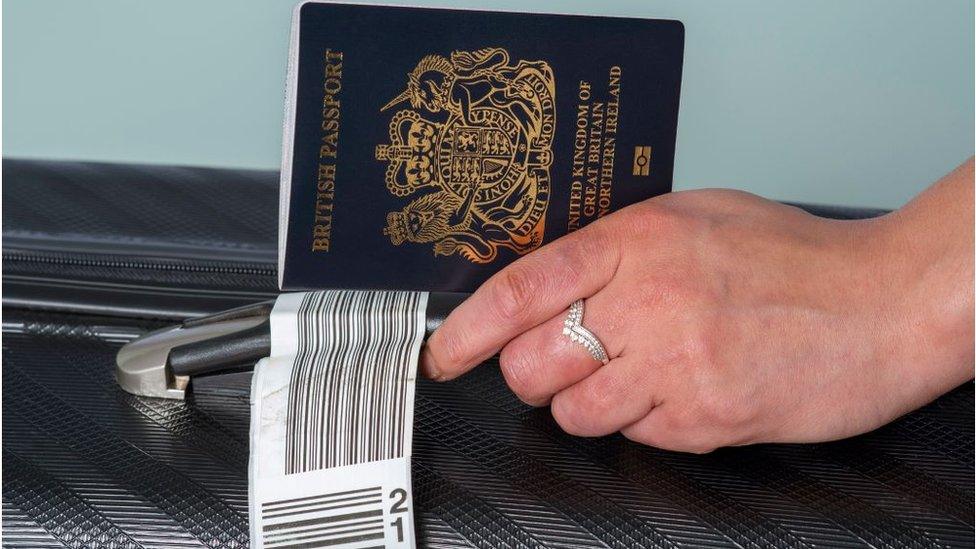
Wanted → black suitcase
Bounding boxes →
[3,158,972,548]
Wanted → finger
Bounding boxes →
[498,284,629,406]
[423,221,621,380]
[619,409,721,455]
[549,355,661,438]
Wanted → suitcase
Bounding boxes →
[3,158,972,548]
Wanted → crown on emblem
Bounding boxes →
[374,110,441,197]
[382,211,410,245]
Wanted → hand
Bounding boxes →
[421,160,974,453]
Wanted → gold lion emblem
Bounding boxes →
[376,47,555,263]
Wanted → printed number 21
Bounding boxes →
[389,488,409,542]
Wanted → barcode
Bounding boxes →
[261,486,385,548]
[285,291,425,473]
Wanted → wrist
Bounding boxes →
[865,206,973,400]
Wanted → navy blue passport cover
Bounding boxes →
[279,2,684,292]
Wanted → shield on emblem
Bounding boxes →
[446,125,514,187]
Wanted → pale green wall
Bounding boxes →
[4,0,973,208]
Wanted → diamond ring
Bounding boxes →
[562,299,610,365]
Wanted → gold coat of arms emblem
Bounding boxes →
[376,47,555,263]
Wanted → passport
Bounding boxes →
[279,2,684,292]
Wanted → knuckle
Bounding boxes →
[579,374,618,418]
[696,391,739,426]
[551,392,594,436]
[498,344,544,403]
[680,334,717,379]
[553,377,617,436]
[681,373,757,433]
[690,313,723,356]
[551,240,587,288]
[431,327,472,371]
[490,264,544,324]
[571,222,615,259]
[702,390,756,430]
[679,339,757,430]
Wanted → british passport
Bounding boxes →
[279,2,684,292]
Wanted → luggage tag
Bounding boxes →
[249,291,428,549]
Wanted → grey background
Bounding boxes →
[4,0,973,208]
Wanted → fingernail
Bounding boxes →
[420,347,443,381]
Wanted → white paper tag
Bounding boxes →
[249,291,427,549]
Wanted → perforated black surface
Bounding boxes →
[3,159,974,548]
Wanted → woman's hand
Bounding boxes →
[421,159,973,453]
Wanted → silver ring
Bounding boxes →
[562,299,610,365]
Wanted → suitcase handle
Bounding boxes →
[116,292,467,399]
[168,292,466,378]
